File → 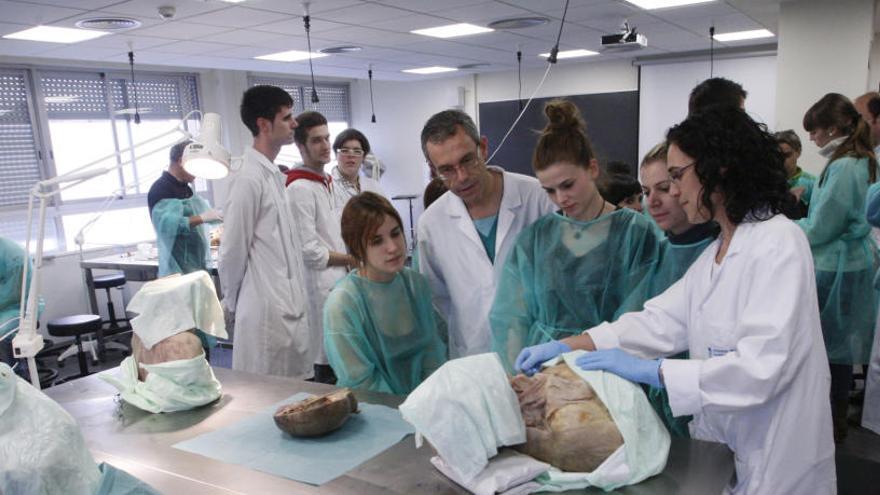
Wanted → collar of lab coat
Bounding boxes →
[717,215,773,261]
[245,146,284,177]
[442,166,521,259]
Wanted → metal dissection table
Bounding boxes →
[44,367,734,494]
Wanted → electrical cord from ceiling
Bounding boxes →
[485,0,569,163]
[368,65,377,123]
[517,46,523,112]
[546,0,571,64]
[303,1,319,103]
[486,62,553,164]
[709,25,715,77]
[127,47,141,125]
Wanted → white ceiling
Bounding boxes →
[0,0,781,81]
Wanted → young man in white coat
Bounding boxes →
[417,110,555,358]
[220,85,312,378]
[286,111,355,383]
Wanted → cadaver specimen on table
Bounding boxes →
[510,363,624,472]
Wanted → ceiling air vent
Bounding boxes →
[75,18,142,30]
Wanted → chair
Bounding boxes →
[47,315,102,379]
[92,273,130,358]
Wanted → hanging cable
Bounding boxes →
[368,65,377,123]
[547,0,571,64]
[709,25,715,77]
[303,1,319,103]
[517,46,523,111]
[127,47,141,124]
[487,62,554,164]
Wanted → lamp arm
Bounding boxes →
[39,123,191,194]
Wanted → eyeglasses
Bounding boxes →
[435,154,481,181]
[668,162,696,183]
[338,147,364,156]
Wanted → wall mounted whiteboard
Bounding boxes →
[638,55,778,161]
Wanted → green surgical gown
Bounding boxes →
[151,196,212,277]
[0,237,29,337]
[797,156,879,365]
[490,208,662,373]
[789,167,817,206]
[323,268,447,395]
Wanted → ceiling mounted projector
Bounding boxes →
[601,21,647,51]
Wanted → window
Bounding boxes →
[247,76,351,173]
[0,67,203,252]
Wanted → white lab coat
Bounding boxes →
[863,307,880,434]
[588,215,836,495]
[417,167,555,358]
[287,171,347,366]
[219,147,312,378]
[330,165,384,215]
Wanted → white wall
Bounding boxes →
[776,0,875,175]
[639,55,778,161]
[476,59,638,103]
[349,74,479,246]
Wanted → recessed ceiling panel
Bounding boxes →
[0,0,87,25]
[129,21,232,40]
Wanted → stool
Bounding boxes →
[93,273,130,358]
[47,315,102,379]
[94,273,128,330]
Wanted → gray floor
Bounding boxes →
[30,340,880,494]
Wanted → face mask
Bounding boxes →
[818,136,847,158]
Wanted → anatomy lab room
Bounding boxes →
[1,0,878,493]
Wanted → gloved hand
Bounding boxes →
[575,349,663,389]
[201,209,223,224]
[515,340,571,376]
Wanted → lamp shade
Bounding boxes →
[183,112,230,180]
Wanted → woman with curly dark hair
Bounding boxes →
[797,92,879,442]
[515,106,834,494]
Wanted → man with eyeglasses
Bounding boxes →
[286,111,355,384]
[416,110,555,359]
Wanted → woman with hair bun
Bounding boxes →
[798,92,880,441]
[489,99,662,373]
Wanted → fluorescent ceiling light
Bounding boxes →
[402,66,458,75]
[539,49,599,59]
[713,29,775,42]
[254,49,328,62]
[411,23,493,39]
[624,0,715,9]
[220,0,247,3]
[3,25,110,43]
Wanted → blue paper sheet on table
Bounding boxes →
[173,392,414,485]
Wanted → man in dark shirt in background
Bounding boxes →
[147,140,222,276]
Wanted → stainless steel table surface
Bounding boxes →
[44,367,734,495]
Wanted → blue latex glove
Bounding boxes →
[575,349,663,389]
[515,340,571,376]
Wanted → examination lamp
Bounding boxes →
[183,113,229,179]
[13,111,230,390]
